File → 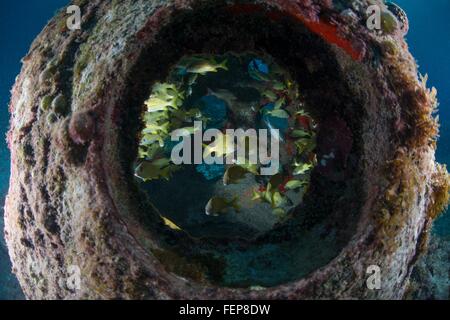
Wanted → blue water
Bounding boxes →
[397,0,450,236]
[0,0,448,299]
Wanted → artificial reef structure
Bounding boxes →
[4,0,449,299]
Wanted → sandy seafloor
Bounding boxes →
[0,0,449,299]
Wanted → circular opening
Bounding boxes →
[135,52,318,240]
[120,3,365,288]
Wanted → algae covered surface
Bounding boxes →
[0,1,70,300]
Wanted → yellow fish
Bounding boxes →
[143,122,170,135]
[223,165,250,186]
[160,216,182,231]
[145,97,176,112]
[187,59,228,75]
[135,158,175,181]
[205,196,240,216]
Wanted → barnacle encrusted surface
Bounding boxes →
[4,0,448,299]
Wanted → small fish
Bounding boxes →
[252,179,292,209]
[135,158,175,181]
[161,216,182,231]
[135,160,164,181]
[294,137,316,155]
[252,190,263,201]
[186,59,228,75]
[223,165,250,185]
[205,196,240,216]
[145,96,180,112]
[146,83,184,110]
[152,83,178,96]
[145,97,172,112]
[138,143,163,160]
[293,162,313,175]
[290,129,311,139]
[296,109,311,117]
[144,111,169,123]
[143,122,170,135]
[140,133,164,147]
[254,174,281,200]
[272,191,287,208]
[267,109,290,119]
[285,179,307,190]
